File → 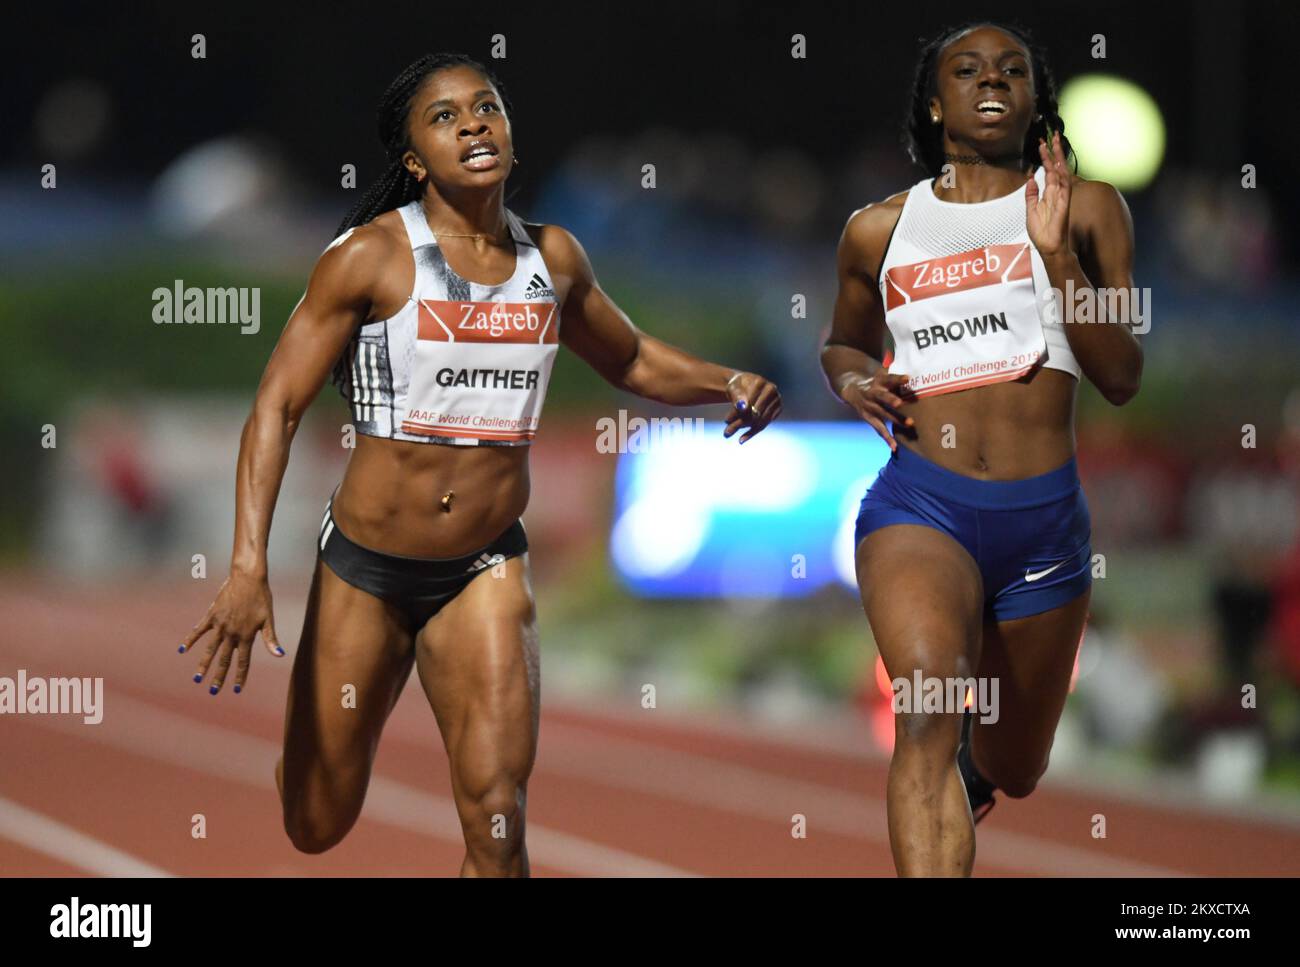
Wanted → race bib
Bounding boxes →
[400,298,559,443]
[881,243,1047,398]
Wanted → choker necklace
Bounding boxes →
[943,151,1025,168]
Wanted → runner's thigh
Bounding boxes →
[971,588,1090,795]
[281,557,416,823]
[857,524,985,712]
[413,555,540,812]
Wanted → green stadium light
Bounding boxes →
[1058,74,1165,191]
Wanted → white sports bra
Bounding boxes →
[876,166,1080,398]
[329,200,561,445]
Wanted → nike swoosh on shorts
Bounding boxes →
[1024,560,1067,582]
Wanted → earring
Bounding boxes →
[931,115,940,124]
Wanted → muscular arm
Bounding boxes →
[543,226,743,406]
[1040,179,1144,406]
[820,202,897,400]
[230,228,389,577]
[819,198,914,449]
[821,198,915,397]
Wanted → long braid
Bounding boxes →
[334,161,420,239]
[902,21,1074,177]
[328,53,514,396]
[334,52,515,238]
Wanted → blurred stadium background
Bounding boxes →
[3,1,1300,875]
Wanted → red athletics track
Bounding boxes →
[2,574,1298,877]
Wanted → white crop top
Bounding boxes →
[329,201,561,445]
[876,165,1080,398]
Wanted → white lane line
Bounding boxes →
[361,774,686,877]
[536,723,1190,877]
[0,597,1211,874]
[548,691,1300,832]
[24,691,690,878]
[0,796,173,877]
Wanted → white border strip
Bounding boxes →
[0,796,173,877]
[26,692,689,878]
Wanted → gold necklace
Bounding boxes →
[429,225,509,243]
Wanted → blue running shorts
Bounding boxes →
[853,444,1092,621]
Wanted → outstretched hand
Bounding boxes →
[1025,131,1072,259]
[723,371,782,443]
[180,568,285,696]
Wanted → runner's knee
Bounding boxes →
[283,801,361,854]
[983,753,1049,799]
[892,708,963,760]
[279,763,365,854]
[460,773,527,860]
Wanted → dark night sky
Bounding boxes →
[9,0,1300,254]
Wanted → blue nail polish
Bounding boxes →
[233,685,241,694]
[178,645,186,653]
[209,685,218,695]
[276,647,285,656]
[737,399,747,411]
[193,674,202,683]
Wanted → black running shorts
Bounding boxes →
[316,491,528,633]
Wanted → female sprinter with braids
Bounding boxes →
[821,22,1142,876]
[180,52,781,876]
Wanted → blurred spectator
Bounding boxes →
[1156,169,1279,291]
[1074,607,1169,749]
[1269,387,1300,690]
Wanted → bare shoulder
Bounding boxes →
[1068,175,1132,222]
[840,188,910,278]
[1065,175,1135,254]
[318,217,404,283]
[527,221,592,278]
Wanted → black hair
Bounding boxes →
[334,52,515,238]
[903,21,1073,177]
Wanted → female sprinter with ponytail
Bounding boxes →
[180,52,781,876]
[821,22,1142,875]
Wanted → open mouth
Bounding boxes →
[975,100,1009,117]
[461,140,500,169]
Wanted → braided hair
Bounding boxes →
[903,21,1073,177]
[334,52,515,238]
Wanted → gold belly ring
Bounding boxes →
[440,490,455,512]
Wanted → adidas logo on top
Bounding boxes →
[524,273,555,300]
